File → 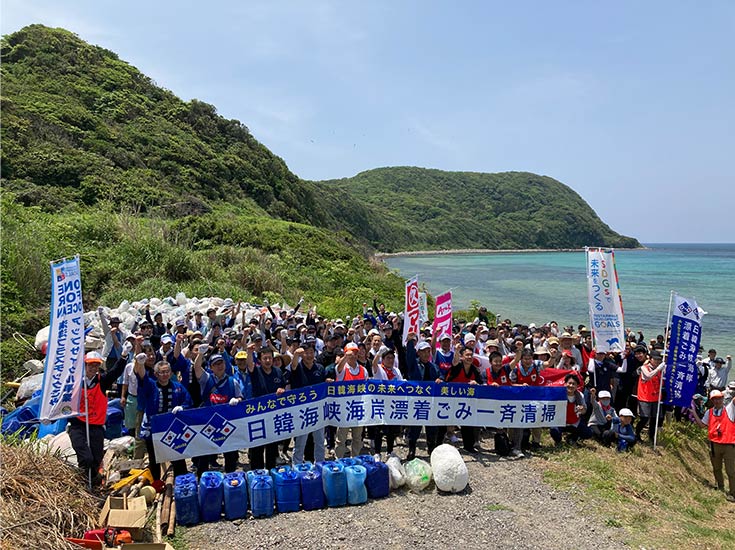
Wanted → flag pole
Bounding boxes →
[653,290,674,450]
[83,379,93,490]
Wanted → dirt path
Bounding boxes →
[184,437,628,550]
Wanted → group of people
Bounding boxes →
[68,298,735,503]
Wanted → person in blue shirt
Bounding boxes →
[287,336,326,465]
[405,333,444,460]
[192,346,244,474]
[246,345,286,469]
[602,408,637,451]
[134,355,192,480]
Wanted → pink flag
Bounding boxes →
[402,276,421,344]
[432,291,452,348]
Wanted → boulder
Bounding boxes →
[430,444,468,493]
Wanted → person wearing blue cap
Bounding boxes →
[191,344,243,475]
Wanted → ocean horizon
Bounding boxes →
[385,243,734,369]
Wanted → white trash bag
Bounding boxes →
[386,455,406,489]
[430,444,469,493]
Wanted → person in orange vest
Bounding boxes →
[635,349,666,443]
[69,349,127,486]
[694,390,735,502]
[334,342,369,458]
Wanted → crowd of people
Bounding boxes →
[71,298,735,502]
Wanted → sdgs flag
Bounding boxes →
[586,248,625,353]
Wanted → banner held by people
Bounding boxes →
[662,293,706,407]
[586,248,625,353]
[151,381,567,462]
[402,275,420,344]
[39,256,85,421]
[432,291,452,347]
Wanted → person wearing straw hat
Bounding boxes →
[693,390,735,502]
[69,349,127,486]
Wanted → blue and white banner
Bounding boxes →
[586,248,625,353]
[663,293,705,407]
[151,381,567,462]
[39,256,85,421]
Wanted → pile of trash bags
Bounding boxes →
[34,293,289,353]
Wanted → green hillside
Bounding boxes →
[0,25,637,375]
[317,167,640,252]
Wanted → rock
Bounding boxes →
[430,444,469,493]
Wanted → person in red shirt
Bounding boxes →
[635,349,666,443]
[694,390,735,502]
[446,346,482,452]
[335,343,368,457]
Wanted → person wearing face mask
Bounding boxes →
[135,356,192,480]
[587,388,618,441]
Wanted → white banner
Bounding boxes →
[39,256,85,421]
[418,292,429,325]
[151,381,567,462]
[586,248,625,352]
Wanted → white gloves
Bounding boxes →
[135,353,147,364]
[172,406,183,414]
[122,341,133,357]
[229,398,240,406]
[198,344,209,355]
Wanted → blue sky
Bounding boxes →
[3,1,734,243]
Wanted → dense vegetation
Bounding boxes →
[317,167,640,252]
[0,25,636,376]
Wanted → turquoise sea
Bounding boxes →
[385,244,734,363]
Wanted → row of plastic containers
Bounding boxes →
[175,456,390,524]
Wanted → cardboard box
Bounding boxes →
[98,495,148,540]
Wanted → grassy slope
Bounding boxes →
[316,167,640,252]
[536,422,734,549]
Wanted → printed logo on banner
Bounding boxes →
[678,301,693,317]
[201,412,237,447]
[161,417,197,453]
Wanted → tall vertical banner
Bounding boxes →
[418,292,429,325]
[586,248,625,352]
[432,291,453,346]
[402,275,420,344]
[39,256,85,421]
[663,293,705,407]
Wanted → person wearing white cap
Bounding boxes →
[693,390,735,501]
[588,388,618,441]
[602,408,637,452]
[69,349,128,486]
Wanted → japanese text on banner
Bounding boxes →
[151,381,567,462]
[39,256,85,421]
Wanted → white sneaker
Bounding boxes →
[510,449,524,459]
